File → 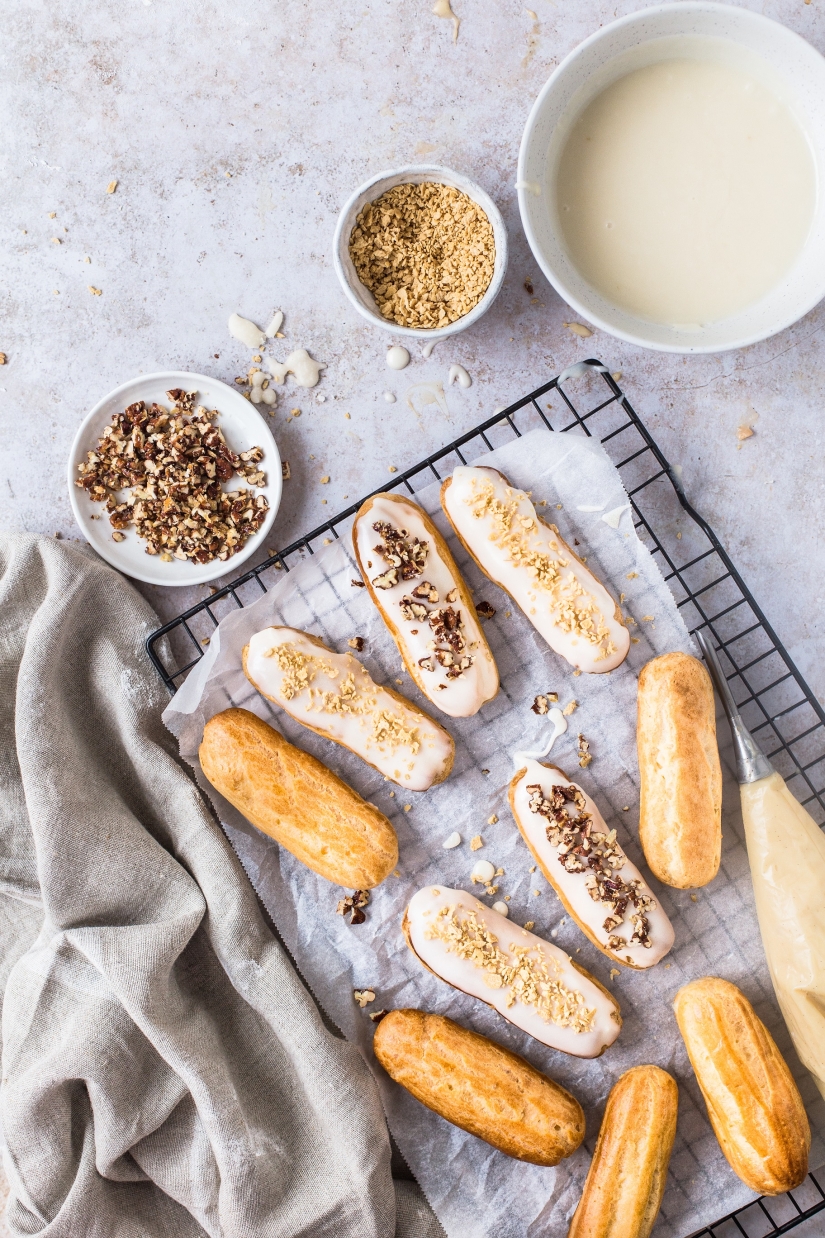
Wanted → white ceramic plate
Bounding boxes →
[67,371,282,586]
[333,164,508,339]
[518,3,825,354]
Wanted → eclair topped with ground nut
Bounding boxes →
[243,626,454,790]
[441,465,629,673]
[405,885,621,1057]
[353,493,498,718]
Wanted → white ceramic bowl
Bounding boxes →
[333,164,508,339]
[518,3,825,354]
[67,371,282,586]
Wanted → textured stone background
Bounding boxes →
[2,0,825,1232]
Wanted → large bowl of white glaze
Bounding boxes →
[333,164,508,340]
[518,3,825,354]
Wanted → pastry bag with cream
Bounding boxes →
[697,631,825,1101]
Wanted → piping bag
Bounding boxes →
[697,631,825,1100]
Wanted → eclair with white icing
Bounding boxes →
[441,465,629,673]
[243,626,454,791]
[353,493,499,718]
[404,886,621,1057]
[509,760,674,969]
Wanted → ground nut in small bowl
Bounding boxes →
[333,165,508,339]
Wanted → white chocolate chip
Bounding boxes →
[471,859,496,884]
[442,831,462,849]
[492,901,509,917]
[228,313,266,349]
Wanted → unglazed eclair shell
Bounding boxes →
[637,651,723,889]
[674,977,810,1195]
[373,1008,585,1165]
[404,886,621,1057]
[508,758,674,970]
[568,1065,678,1238]
[199,708,398,888]
[440,465,629,673]
[243,626,455,791]
[352,492,499,718]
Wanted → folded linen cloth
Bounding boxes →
[0,534,443,1238]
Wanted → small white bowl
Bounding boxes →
[67,371,282,587]
[518,3,825,354]
[333,164,508,339]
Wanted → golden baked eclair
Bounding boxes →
[567,1065,678,1238]
[674,977,810,1195]
[243,626,454,791]
[353,492,499,717]
[199,708,398,889]
[508,757,674,970]
[441,465,629,673]
[637,651,722,888]
[373,1009,585,1165]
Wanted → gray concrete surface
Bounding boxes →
[2,0,825,1233]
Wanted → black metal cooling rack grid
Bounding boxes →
[146,359,825,1236]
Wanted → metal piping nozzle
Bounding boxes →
[695,629,773,786]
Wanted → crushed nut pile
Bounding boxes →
[349,182,495,329]
[526,781,654,950]
[76,390,268,563]
[425,904,596,1032]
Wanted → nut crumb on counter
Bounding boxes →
[337,889,370,925]
[475,600,496,619]
[562,699,578,716]
[348,636,365,652]
[353,989,375,1007]
[531,692,558,714]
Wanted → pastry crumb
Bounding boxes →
[487,814,498,825]
[106,179,118,194]
[562,699,578,716]
[626,571,638,579]
[524,920,535,930]
[609,968,621,981]
[737,425,755,441]
[470,835,484,851]
[563,321,593,337]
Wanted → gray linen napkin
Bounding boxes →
[0,534,443,1238]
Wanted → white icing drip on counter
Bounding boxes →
[513,709,567,768]
[243,626,453,790]
[510,759,674,968]
[442,466,630,673]
[406,886,621,1057]
[354,495,498,718]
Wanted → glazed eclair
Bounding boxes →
[441,465,629,673]
[404,886,621,1058]
[243,626,454,790]
[353,492,499,717]
[509,758,674,969]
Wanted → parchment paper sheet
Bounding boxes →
[164,427,825,1238]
